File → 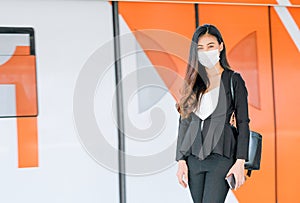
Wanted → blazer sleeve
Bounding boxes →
[233,73,250,161]
[175,115,191,161]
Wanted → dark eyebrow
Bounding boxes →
[198,42,216,47]
[207,42,216,45]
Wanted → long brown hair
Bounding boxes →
[177,24,231,119]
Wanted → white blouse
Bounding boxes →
[194,86,220,121]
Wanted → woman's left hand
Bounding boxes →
[226,159,246,190]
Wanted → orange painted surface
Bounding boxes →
[270,7,300,203]
[290,9,300,26]
[17,117,39,168]
[14,46,30,55]
[290,0,300,6]
[197,5,276,202]
[119,2,196,102]
[0,45,38,168]
[164,0,278,4]
[118,2,295,202]
[115,0,300,6]
[132,29,192,102]
[118,2,300,201]
[0,47,37,116]
[119,2,195,38]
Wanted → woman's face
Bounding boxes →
[197,33,223,52]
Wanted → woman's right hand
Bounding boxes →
[176,160,189,188]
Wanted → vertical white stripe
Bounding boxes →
[275,0,300,52]
[277,0,292,6]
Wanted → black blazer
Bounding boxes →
[175,69,250,162]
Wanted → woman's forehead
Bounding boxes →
[198,34,218,45]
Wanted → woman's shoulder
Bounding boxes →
[223,68,241,80]
[222,69,247,90]
[230,70,248,95]
[223,68,237,78]
[231,70,246,85]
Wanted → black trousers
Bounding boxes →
[186,153,235,203]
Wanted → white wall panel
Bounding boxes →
[0,1,118,203]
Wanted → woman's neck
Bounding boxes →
[205,63,223,78]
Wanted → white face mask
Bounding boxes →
[197,49,220,69]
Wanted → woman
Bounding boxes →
[175,24,250,203]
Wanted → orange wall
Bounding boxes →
[198,5,276,202]
[270,7,300,203]
[119,2,300,202]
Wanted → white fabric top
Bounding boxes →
[194,86,220,120]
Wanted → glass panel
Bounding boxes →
[0,28,37,117]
